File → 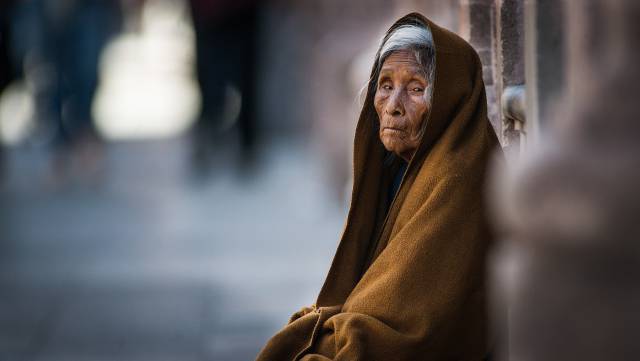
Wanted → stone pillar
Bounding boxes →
[494,0,525,160]
[523,0,565,141]
[459,0,501,136]
[495,0,525,87]
[493,0,640,360]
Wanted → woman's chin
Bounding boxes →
[381,139,406,158]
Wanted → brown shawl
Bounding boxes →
[257,13,501,361]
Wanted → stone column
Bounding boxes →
[523,0,565,141]
[494,0,525,160]
[493,0,640,360]
[459,0,501,136]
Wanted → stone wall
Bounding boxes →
[459,0,502,137]
[493,0,640,360]
[458,0,527,158]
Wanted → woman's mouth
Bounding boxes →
[382,127,405,135]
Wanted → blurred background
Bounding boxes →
[1,0,638,360]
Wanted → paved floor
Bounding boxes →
[0,137,347,361]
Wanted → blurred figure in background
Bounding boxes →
[8,0,123,184]
[0,0,17,180]
[188,0,260,175]
[0,1,17,92]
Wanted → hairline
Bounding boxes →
[368,24,436,138]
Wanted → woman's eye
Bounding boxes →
[380,84,392,90]
[411,87,424,93]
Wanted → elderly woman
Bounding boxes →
[257,13,501,361]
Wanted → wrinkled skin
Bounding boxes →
[374,50,430,162]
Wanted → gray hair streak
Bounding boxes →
[376,24,435,102]
[362,23,435,140]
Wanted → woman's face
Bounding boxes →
[374,50,430,162]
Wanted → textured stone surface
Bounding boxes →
[460,0,502,137]
[498,0,524,86]
[527,0,566,129]
[496,0,640,360]
[494,0,525,155]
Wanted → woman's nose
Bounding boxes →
[386,90,405,116]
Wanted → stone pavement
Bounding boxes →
[0,137,346,361]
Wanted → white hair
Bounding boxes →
[360,23,435,140]
[380,25,434,65]
[377,24,435,102]
[360,24,436,106]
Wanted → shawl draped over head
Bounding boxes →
[257,13,502,361]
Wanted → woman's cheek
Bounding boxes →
[374,99,385,116]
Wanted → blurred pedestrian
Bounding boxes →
[0,0,19,181]
[0,1,17,92]
[9,0,123,184]
[188,0,260,174]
